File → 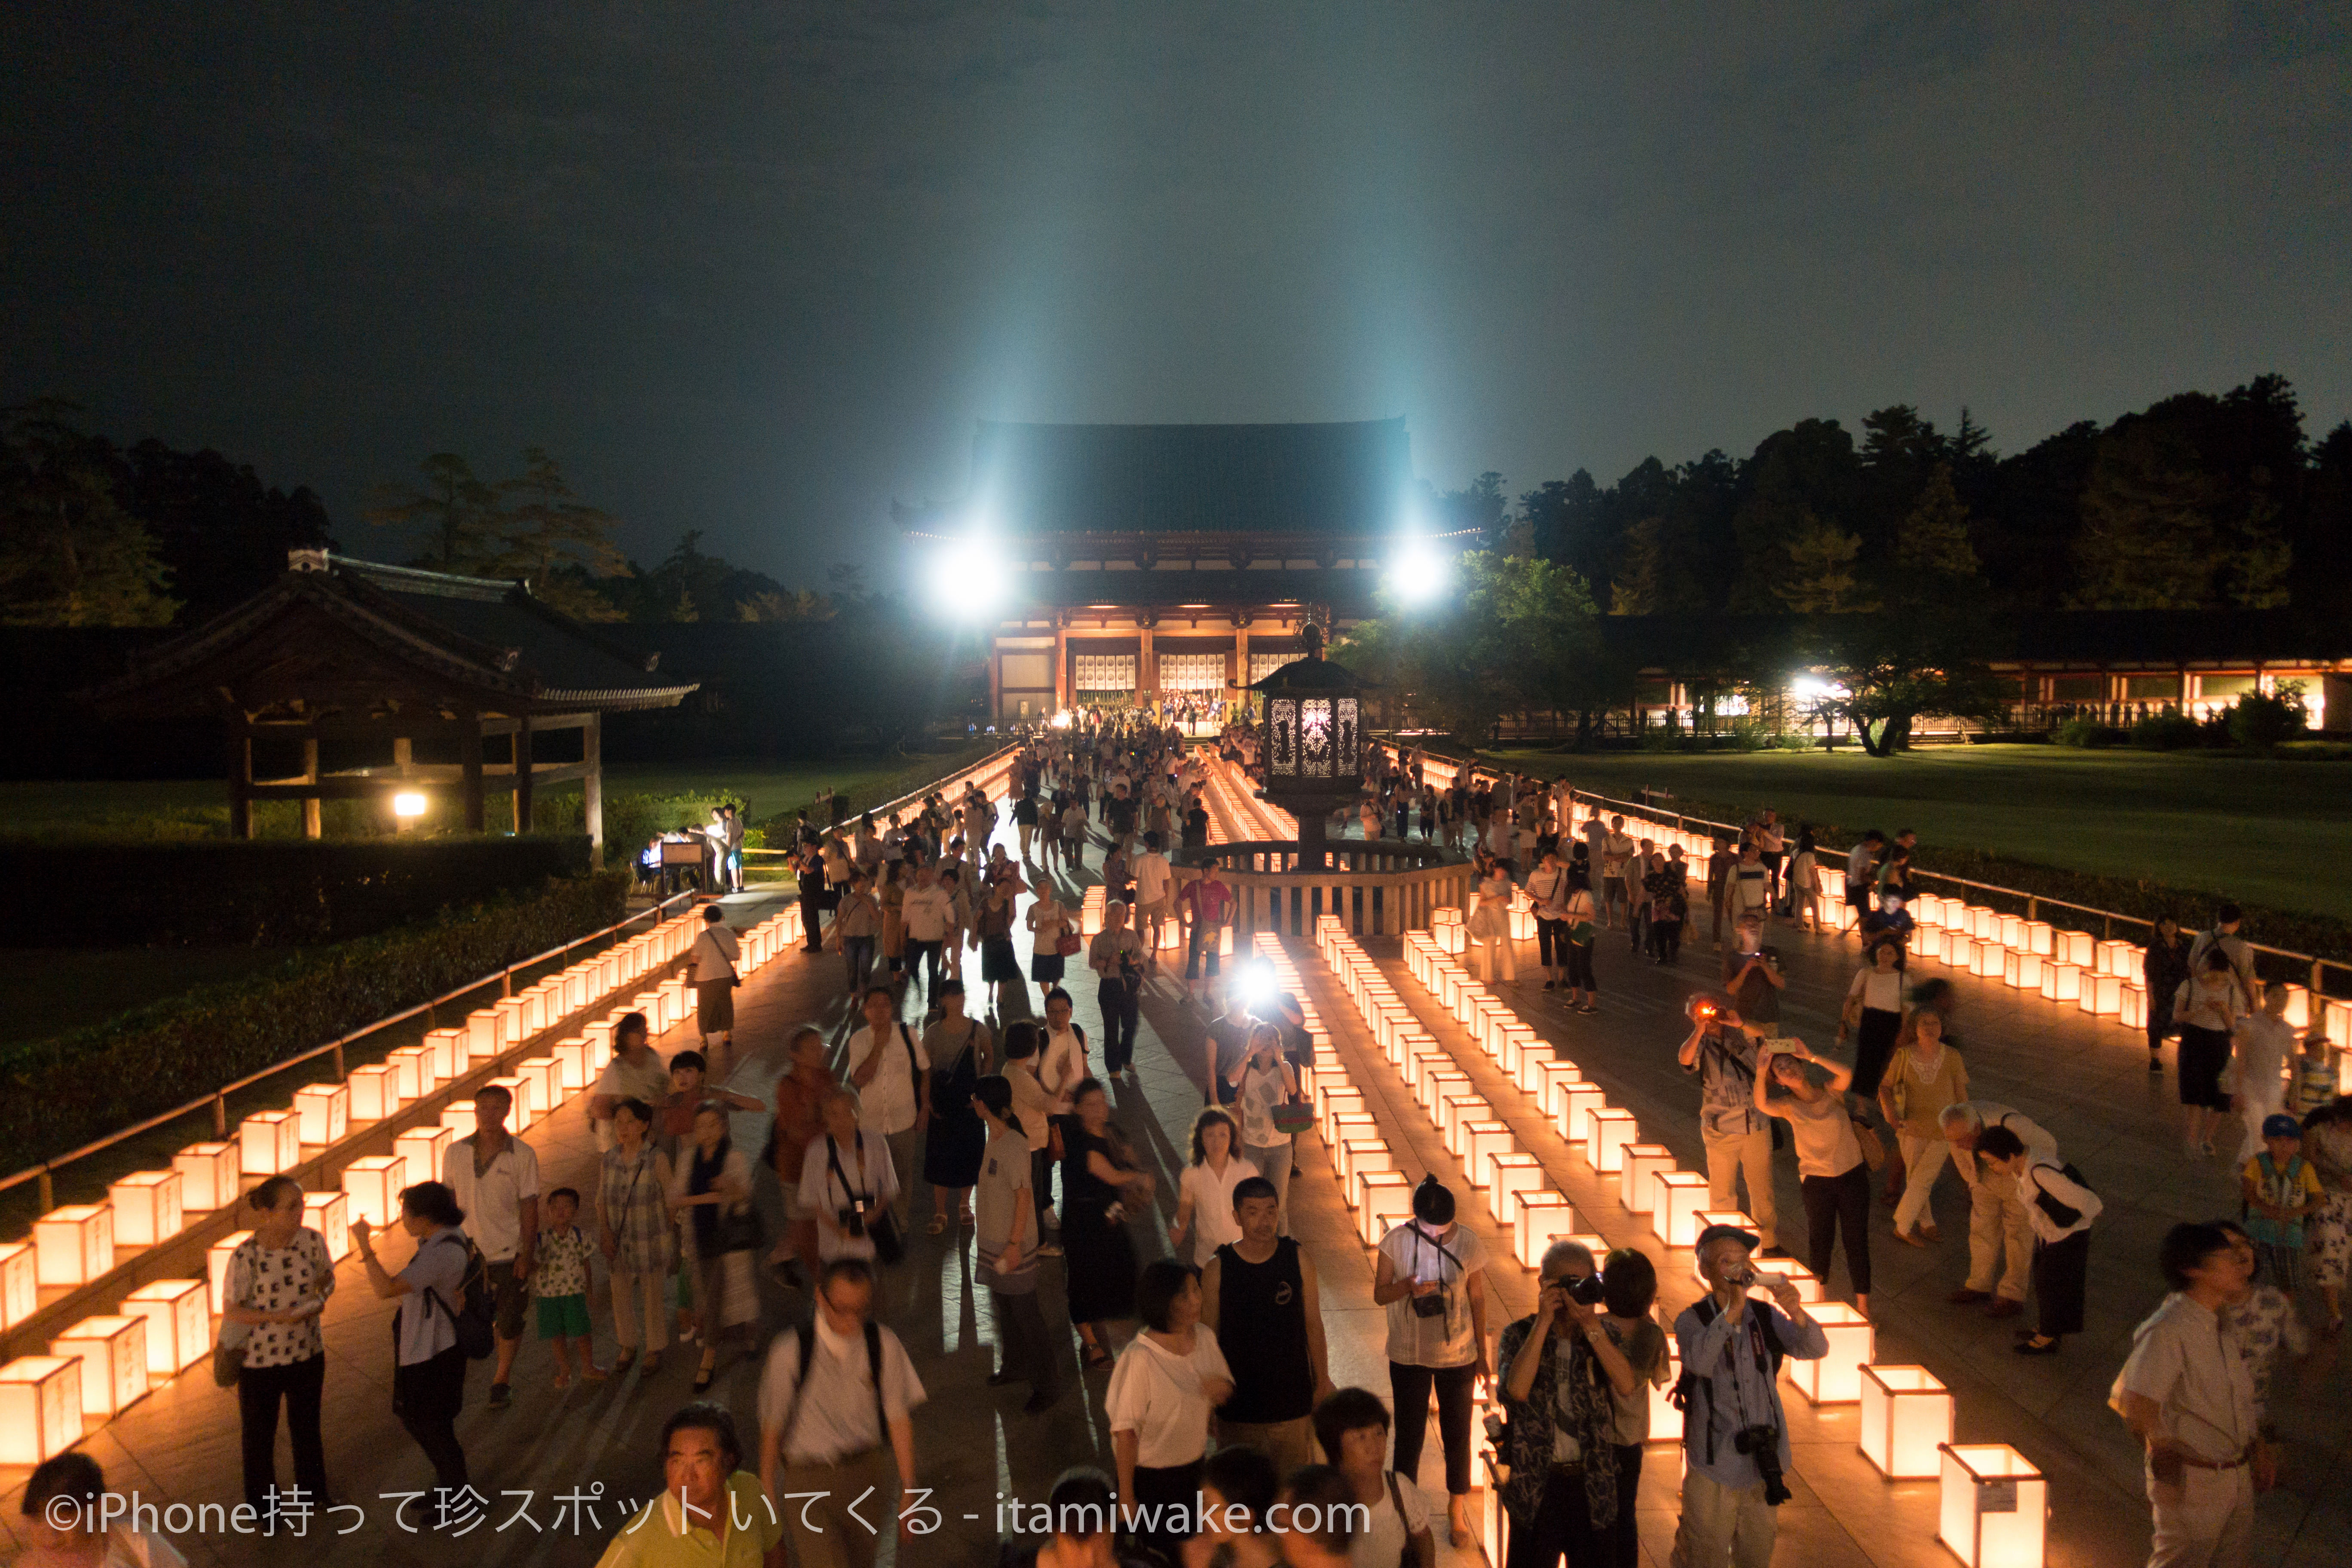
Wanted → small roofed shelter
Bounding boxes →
[86,551,697,858]
[1247,621,1372,870]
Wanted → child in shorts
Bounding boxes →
[533,1187,603,1387]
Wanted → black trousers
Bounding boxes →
[1610,1444,1644,1568]
[239,1353,328,1511]
[1098,978,1140,1074]
[1565,941,1598,992]
[1506,1468,1606,1568]
[1129,1459,1202,1561]
[1030,1146,1055,1231]
[1802,1161,1873,1296]
[989,1286,1061,1396]
[392,1345,469,1490]
[2034,1229,2091,1338]
[905,938,945,992]
[1390,1360,1477,1496]
[1536,916,1568,969]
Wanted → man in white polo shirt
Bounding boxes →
[847,983,930,1230]
[441,1082,539,1409]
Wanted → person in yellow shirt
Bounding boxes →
[595,1403,784,1568]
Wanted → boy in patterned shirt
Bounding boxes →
[532,1187,603,1387]
[2291,1032,2338,1115]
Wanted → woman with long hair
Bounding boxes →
[668,1102,759,1391]
[1061,1078,1153,1369]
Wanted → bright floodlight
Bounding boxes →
[933,536,1007,616]
[392,791,429,819]
[1237,957,1280,1009]
[1790,676,1848,701]
[1386,540,1449,606]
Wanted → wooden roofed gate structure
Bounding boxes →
[87,551,698,860]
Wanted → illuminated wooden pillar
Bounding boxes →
[513,715,535,835]
[1233,623,1249,713]
[300,737,322,839]
[1139,623,1155,700]
[1053,622,1069,710]
[583,714,604,865]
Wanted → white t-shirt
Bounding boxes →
[441,1133,542,1263]
[1350,1472,1431,1568]
[1379,1220,1487,1366]
[798,1131,902,1262]
[848,1022,931,1136]
[1039,1026,1089,1102]
[1133,852,1173,907]
[689,924,741,983]
[1104,1330,1232,1468]
[1849,968,1904,1012]
[1178,1158,1252,1257]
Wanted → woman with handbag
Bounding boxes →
[221,1175,333,1511]
[668,1102,761,1392]
[922,979,994,1233]
[1225,1022,1304,1234]
[1978,1125,2102,1355]
[1757,1041,1874,1318]
[1027,885,1076,992]
[1838,940,1908,1101]
[597,1098,676,1373]
[1373,1177,1491,1549]
[978,874,1025,1017]
[1062,1078,1154,1370]
[1879,1009,1969,1243]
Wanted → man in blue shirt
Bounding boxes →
[1673,1224,1828,1568]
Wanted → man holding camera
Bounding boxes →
[1677,997,1783,1257]
[1673,1225,1828,1568]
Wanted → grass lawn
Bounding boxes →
[0,947,312,1047]
[1477,744,2352,920]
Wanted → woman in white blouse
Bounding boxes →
[1169,1106,1248,1268]
[1372,1177,1490,1547]
[1223,1022,1301,1231]
[1465,853,1519,986]
[224,1175,334,1512]
[1838,940,1908,1102]
[1757,1041,1871,1318]
[1977,1124,2101,1356]
[1106,1260,1232,1564]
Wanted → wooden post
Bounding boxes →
[1139,624,1155,701]
[300,736,322,839]
[514,714,536,834]
[227,729,254,840]
[584,712,605,866]
[460,716,486,833]
[987,643,1003,724]
[1053,622,1069,712]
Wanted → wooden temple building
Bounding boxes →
[902,419,1454,724]
[89,551,697,852]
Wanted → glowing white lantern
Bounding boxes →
[2020,920,2054,956]
[1653,1171,1709,1248]
[1965,906,1998,941]
[293,1081,349,1145]
[1466,1122,1517,1186]
[2082,972,2122,1016]
[1942,931,1976,969]
[515,988,545,1035]
[1859,1364,1953,1479]
[122,1278,209,1376]
[495,996,530,1046]
[2279,984,2312,1029]
[1318,1088,1368,1145]
[342,1155,405,1228]
[418,1030,461,1084]
[207,1231,252,1313]
[1938,1444,2047,1568]
[395,1124,453,1192]
[2056,930,2094,968]
[2041,963,2082,1004]
[658,977,689,1031]
[1620,1145,1675,1213]
[1498,1025,1537,1078]
[551,1036,590,1094]
[1997,915,2026,950]
[302,1191,351,1262]
[517,1057,561,1121]
[2004,950,2045,990]
[347,1063,401,1122]
[583,1019,616,1072]
[2120,984,2148,1029]
[1341,1139,1394,1192]
[465,1008,502,1059]
[172,1141,239,1212]
[2095,938,2134,978]
[1488,1154,1546,1223]
[1514,1191,1580,1268]
[34,1204,114,1287]
[1536,1062,1583,1120]
[0,1357,83,1465]
[107,1170,184,1249]
[2328,998,2352,1050]
[241,1109,302,1176]
[1358,1172,1414,1244]
[52,1314,147,1415]
[1970,942,2007,980]
[1558,1083,1607,1147]
[564,968,589,1012]
[1437,1092,1486,1146]
[440,1101,478,1142]
[1913,894,1944,928]
[0,1243,37,1329]
[1420,1069,1472,1121]
[1785,1302,1874,1403]
[1647,1352,1684,1442]
[1589,1107,1638,1172]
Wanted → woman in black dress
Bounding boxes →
[1061,1077,1153,1369]
[921,982,992,1233]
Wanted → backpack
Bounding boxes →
[776,1320,889,1454]
[403,1231,496,1360]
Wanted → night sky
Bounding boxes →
[5,3,2346,581]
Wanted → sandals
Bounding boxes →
[928,1214,949,1235]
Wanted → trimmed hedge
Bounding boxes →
[0,871,631,1167]
[0,836,594,947]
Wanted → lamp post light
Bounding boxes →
[392,790,428,833]
[1248,616,1369,873]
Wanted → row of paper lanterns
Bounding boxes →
[0,902,807,1469]
[1296,911,2043,1568]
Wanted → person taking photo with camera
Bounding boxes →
[1677,996,1784,1258]
[1495,1241,1640,1568]
[1673,1225,1828,1568]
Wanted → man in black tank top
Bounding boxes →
[1200,1175,1330,1475]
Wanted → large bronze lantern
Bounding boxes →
[1249,620,1367,870]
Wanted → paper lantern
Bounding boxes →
[1358,1172,1414,1245]
[293,1081,350,1146]
[2094,938,2134,979]
[2081,972,2122,1016]
[2328,998,2352,1050]
[517,1057,561,1122]
[52,1314,147,1415]
[122,1278,209,1377]
[2040,963,2082,1004]
[583,1019,616,1073]
[1938,1444,2047,1568]
[465,1008,502,1059]
[1498,1025,1537,1078]
[1488,1154,1546,1223]
[2019,919,2054,956]
[657,977,689,1030]
[1508,905,1536,941]
[1437,1093,1487,1147]
[1620,1145,1675,1213]
[1420,1069,1473,1121]
[1997,914,2026,950]
[1318,1088,1368,1145]
[1912,893,1943,928]
[342,1155,406,1228]
[1647,1352,1684,1442]
[0,1243,37,1329]
[395,1124,453,1192]
[1589,1108,1638,1173]
[2120,983,2148,1029]
[1966,906,1998,941]
[1557,1083,1607,1148]
[1536,1062,1583,1120]
[1513,1191,1580,1268]
[564,968,590,1013]
[2055,930,2094,968]
[496,996,530,1047]
[34,1204,114,1287]
[515,988,545,1035]
[1466,1122,1517,1187]
[1341,1139,1395,1193]
[1785,1302,1873,1403]
[348,1062,401,1123]
[2003,950,2045,990]
[400,1037,446,1090]
[1859,1364,1953,1479]
[1942,931,1975,969]
[173,1141,240,1212]
[0,1357,83,1465]
[2279,984,2312,1030]
[1970,942,2007,980]
[107,1170,184,1249]
[489,1072,536,1128]
[303,1191,351,1262]
[1652,1171,1709,1248]
[206,1230,252,1313]
[241,1109,302,1176]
